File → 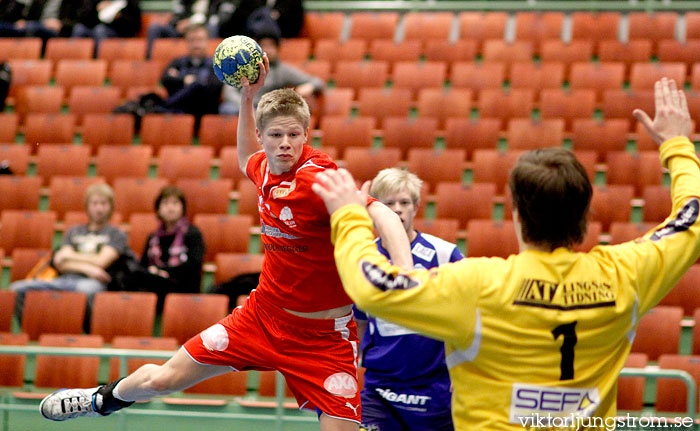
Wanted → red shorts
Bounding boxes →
[183,290,361,423]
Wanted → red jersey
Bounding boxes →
[245,145,352,312]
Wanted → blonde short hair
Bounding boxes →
[255,88,310,132]
[370,168,423,205]
[84,183,114,214]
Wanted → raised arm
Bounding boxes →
[236,54,269,174]
[367,202,413,270]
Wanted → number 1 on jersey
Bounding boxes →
[552,321,578,380]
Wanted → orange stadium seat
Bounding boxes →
[367,38,421,69]
[590,185,634,232]
[184,370,248,397]
[161,293,229,345]
[659,265,700,317]
[514,12,564,44]
[509,62,565,94]
[0,176,40,211]
[175,179,232,218]
[608,222,656,245]
[36,145,90,183]
[278,38,311,63]
[33,334,102,390]
[693,309,700,355]
[403,12,454,41]
[24,113,75,147]
[334,61,388,92]
[617,353,647,411]
[343,147,401,183]
[198,114,238,156]
[471,150,524,194]
[629,62,687,91]
[466,219,518,258]
[444,118,501,158]
[67,86,121,124]
[693,64,700,91]
[140,113,195,151]
[571,12,620,43]
[0,38,41,61]
[539,89,596,130]
[320,116,375,158]
[458,12,508,49]
[48,176,106,220]
[631,306,683,361]
[109,336,178,381]
[572,150,598,181]
[313,39,367,71]
[0,210,56,253]
[597,39,652,75]
[91,292,157,343]
[506,118,564,150]
[15,86,64,119]
[301,12,345,40]
[571,119,629,161]
[656,354,700,412]
[127,212,160,257]
[257,370,294,398]
[9,247,51,282]
[477,89,535,128]
[657,39,700,69]
[424,40,477,64]
[356,87,412,127]
[407,148,466,192]
[114,177,169,219]
[393,61,448,97]
[628,12,677,45]
[413,218,460,244]
[349,12,399,41]
[0,144,30,175]
[602,90,654,127]
[642,185,671,224]
[450,62,505,94]
[98,38,147,63]
[55,60,107,92]
[382,117,437,157]
[687,12,700,39]
[45,38,94,62]
[214,253,264,284]
[22,291,86,341]
[82,113,135,151]
[108,60,163,95]
[0,332,28,387]
[416,88,472,129]
[218,147,246,187]
[158,146,213,180]
[606,151,663,196]
[6,59,51,98]
[193,214,252,262]
[569,62,625,101]
[235,181,259,224]
[319,87,354,118]
[539,40,592,72]
[95,145,151,183]
[482,40,533,68]
[0,291,15,332]
[151,39,188,66]
[434,182,496,228]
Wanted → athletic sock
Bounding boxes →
[95,378,134,415]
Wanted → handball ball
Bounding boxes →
[213,35,263,89]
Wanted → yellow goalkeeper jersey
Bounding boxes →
[330,137,700,431]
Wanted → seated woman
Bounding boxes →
[132,185,205,310]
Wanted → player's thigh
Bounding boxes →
[152,347,234,391]
[320,413,359,431]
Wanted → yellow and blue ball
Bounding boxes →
[213,35,263,89]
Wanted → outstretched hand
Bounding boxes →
[633,77,692,145]
[312,169,370,215]
[240,53,270,96]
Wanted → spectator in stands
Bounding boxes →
[9,183,133,323]
[355,168,461,431]
[0,0,89,41]
[71,0,142,54]
[219,22,323,115]
[206,0,262,38]
[313,78,699,429]
[128,185,205,311]
[245,0,304,39]
[159,23,222,119]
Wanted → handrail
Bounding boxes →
[620,367,697,417]
[0,345,314,431]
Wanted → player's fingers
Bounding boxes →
[240,76,250,87]
[679,89,689,116]
[337,169,357,189]
[668,78,680,108]
[311,182,331,200]
[633,109,655,137]
[654,79,664,112]
[360,180,371,196]
[661,77,672,107]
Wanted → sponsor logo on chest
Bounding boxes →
[412,242,435,262]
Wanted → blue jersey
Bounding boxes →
[355,231,464,388]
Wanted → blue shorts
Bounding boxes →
[360,379,453,431]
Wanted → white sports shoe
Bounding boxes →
[40,388,102,421]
